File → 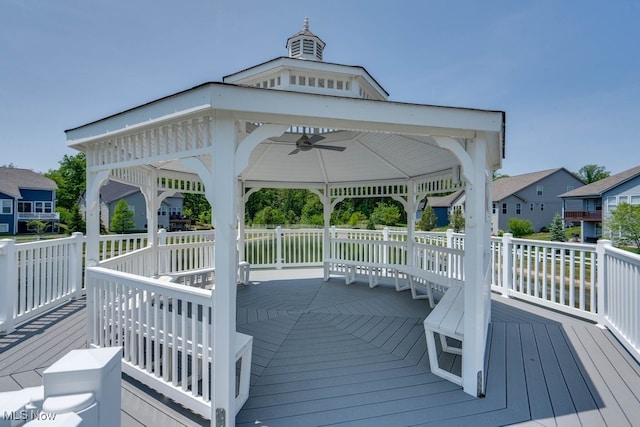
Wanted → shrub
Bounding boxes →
[418,205,437,231]
[507,218,534,237]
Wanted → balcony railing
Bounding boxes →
[17,212,61,221]
[564,210,602,221]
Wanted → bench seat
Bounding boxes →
[423,284,464,385]
[323,259,409,291]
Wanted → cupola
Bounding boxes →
[286,17,325,61]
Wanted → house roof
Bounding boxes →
[99,179,182,204]
[427,190,464,208]
[0,167,57,199]
[492,168,568,201]
[559,165,640,198]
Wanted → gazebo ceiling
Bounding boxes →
[240,129,459,186]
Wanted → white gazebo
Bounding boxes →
[66,19,505,426]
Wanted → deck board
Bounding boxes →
[1,268,640,426]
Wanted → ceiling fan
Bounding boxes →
[288,133,346,155]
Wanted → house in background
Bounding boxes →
[423,190,465,227]
[0,167,59,234]
[560,165,640,243]
[491,168,584,234]
[79,180,186,232]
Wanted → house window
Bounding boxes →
[516,203,522,215]
[540,203,544,211]
[618,195,629,204]
[34,201,53,213]
[536,185,543,196]
[502,203,507,214]
[530,203,534,211]
[1,200,12,214]
[607,196,617,213]
[631,195,640,205]
[0,223,8,233]
[492,203,496,214]
[18,201,32,212]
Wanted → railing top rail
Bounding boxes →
[98,246,152,268]
[15,234,81,250]
[603,244,640,263]
[491,236,597,252]
[88,266,212,304]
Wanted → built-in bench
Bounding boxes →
[323,259,409,292]
[423,284,464,385]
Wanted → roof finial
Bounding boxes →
[303,17,309,31]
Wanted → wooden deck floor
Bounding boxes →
[2,268,640,426]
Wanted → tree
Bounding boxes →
[253,206,286,226]
[27,220,50,239]
[65,203,86,234]
[44,153,86,210]
[606,202,640,249]
[575,164,610,184]
[508,218,534,237]
[417,205,437,231]
[549,213,566,242]
[370,202,401,226]
[449,207,465,232]
[348,211,367,228]
[110,200,135,233]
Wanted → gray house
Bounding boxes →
[560,165,640,243]
[423,190,465,228]
[80,180,185,232]
[492,168,584,234]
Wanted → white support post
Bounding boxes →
[85,169,109,347]
[157,228,167,274]
[0,238,17,334]
[275,226,283,270]
[501,233,514,297]
[459,136,491,397]
[238,182,246,262]
[323,186,331,267]
[406,182,416,267]
[70,232,84,299]
[596,239,612,328]
[211,114,238,425]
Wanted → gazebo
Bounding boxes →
[66,19,505,426]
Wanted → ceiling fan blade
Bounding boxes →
[308,135,326,144]
[313,144,345,152]
[288,148,301,155]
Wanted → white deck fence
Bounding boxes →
[1,227,638,415]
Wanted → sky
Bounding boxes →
[1,0,639,177]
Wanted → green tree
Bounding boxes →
[111,200,135,233]
[606,202,640,249]
[27,220,50,239]
[348,211,367,228]
[418,205,437,231]
[300,193,323,225]
[449,207,465,232]
[66,203,86,234]
[44,153,86,210]
[575,164,610,184]
[508,218,534,237]
[549,213,567,242]
[370,201,401,226]
[253,206,286,225]
[183,194,210,224]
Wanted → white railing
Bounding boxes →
[1,227,638,364]
[598,241,639,360]
[98,232,149,261]
[87,266,213,417]
[0,233,83,333]
[491,234,599,322]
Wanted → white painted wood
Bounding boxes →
[211,115,238,425]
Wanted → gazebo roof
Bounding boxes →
[66,82,505,191]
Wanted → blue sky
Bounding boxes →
[1,0,639,177]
